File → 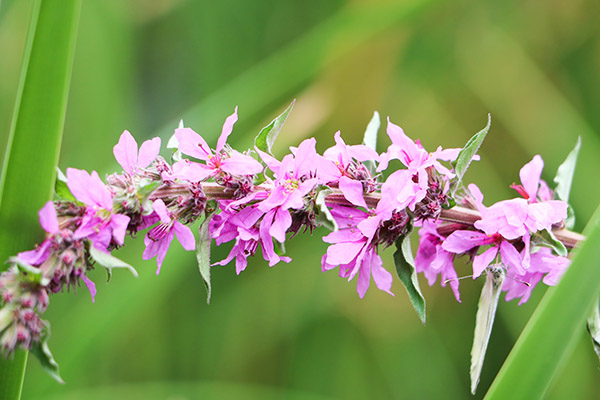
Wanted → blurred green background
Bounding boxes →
[1,0,600,398]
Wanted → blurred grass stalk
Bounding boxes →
[485,204,600,399]
[0,0,81,398]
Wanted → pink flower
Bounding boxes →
[18,202,59,265]
[174,107,263,181]
[113,130,161,174]
[321,205,394,298]
[414,221,461,301]
[66,168,130,251]
[322,131,379,208]
[143,199,196,274]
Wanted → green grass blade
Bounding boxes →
[484,204,600,400]
[0,0,81,398]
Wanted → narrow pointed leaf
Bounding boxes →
[485,205,600,400]
[587,299,600,364]
[553,136,581,204]
[196,213,214,304]
[532,229,568,257]
[314,188,337,231]
[453,114,491,188]
[393,226,426,324]
[30,334,64,384]
[0,0,81,396]
[362,111,380,175]
[89,245,138,280]
[254,100,295,154]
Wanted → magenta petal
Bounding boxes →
[18,241,52,266]
[175,222,195,251]
[152,199,171,223]
[442,230,489,253]
[467,184,485,210]
[221,154,263,175]
[473,246,498,277]
[519,155,543,200]
[269,208,291,243]
[500,240,524,275]
[255,147,281,173]
[175,127,211,161]
[111,213,130,246]
[67,168,96,206]
[81,274,97,303]
[216,106,238,152]
[339,176,367,208]
[113,130,138,174]
[39,201,59,234]
[356,258,371,299]
[326,242,363,265]
[371,254,394,296]
[137,137,161,169]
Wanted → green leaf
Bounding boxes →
[254,100,295,154]
[362,111,380,175]
[0,0,81,396]
[531,229,568,257]
[393,225,426,324]
[553,136,581,204]
[587,298,600,364]
[88,245,138,282]
[314,187,337,231]
[196,213,214,304]
[9,258,43,285]
[452,114,491,190]
[485,204,600,400]
[54,168,75,202]
[30,332,64,384]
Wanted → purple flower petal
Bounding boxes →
[370,252,394,296]
[81,274,97,303]
[500,240,524,275]
[110,213,130,246]
[519,155,543,201]
[175,127,212,161]
[39,201,59,234]
[339,176,367,208]
[473,246,498,277]
[113,130,138,174]
[216,106,238,152]
[137,137,161,169]
[442,230,489,253]
[221,153,263,175]
[269,208,291,243]
[175,222,196,251]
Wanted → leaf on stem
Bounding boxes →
[314,187,337,231]
[393,225,426,324]
[254,100,295,154]
[362,111,380,175]
[30,331,64,384]
[452,114,491,191]
[196,203,217,304]
[54,168,75,202]
[553,137,581,229]
[586,298,600,364]
[88,245,138,282]
[532,229,568,257]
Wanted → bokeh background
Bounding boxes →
[1,0,600,398]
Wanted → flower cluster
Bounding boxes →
[0,105,579,374]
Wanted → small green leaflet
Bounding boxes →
[586,298,600,364]
[30,330,64,384]
[393,226,426,324]
[166,119,184,162]
[532,229,568,257]
[54,167,75,202]
[471,264,505,395]
[452,114,491,192]
[554,137,581,229]
[88,245,138,282]
[254,99,295,154]
[314,187,338,231]
[196,204,217,304]
[362,111,380,175]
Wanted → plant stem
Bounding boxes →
[199,183,585,248]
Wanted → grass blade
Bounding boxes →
[485,204,600,400]
[0,0,81,398]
